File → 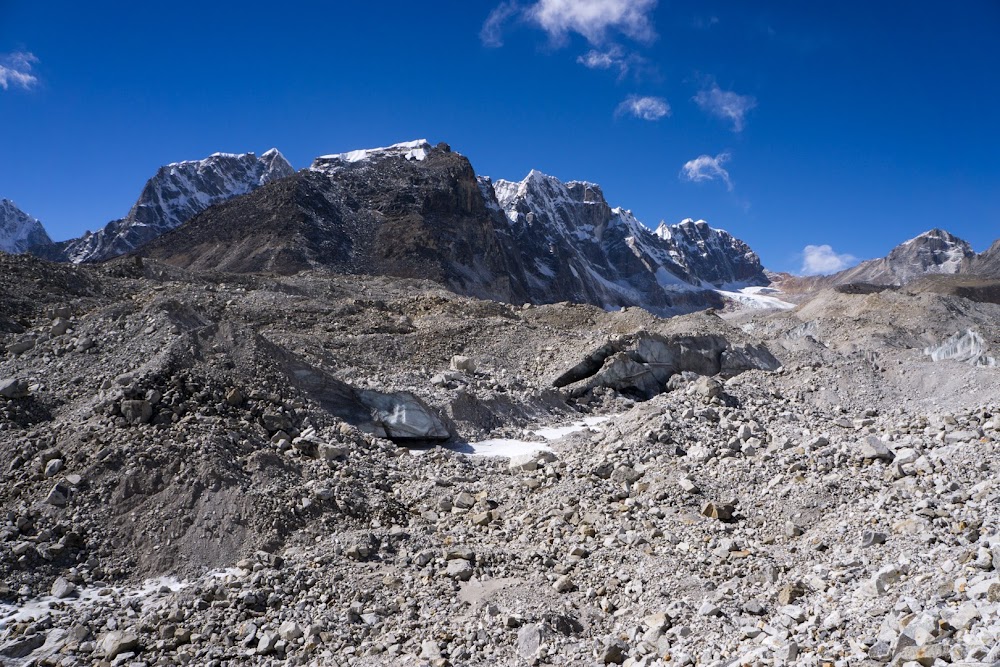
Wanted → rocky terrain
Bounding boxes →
[2,241,1000,667]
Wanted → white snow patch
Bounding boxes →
[315,140,431,166]
[715,286,795,311]
[0,575,188,630]
[459,438,553,457]
[410,415,614,458]
[533,415,611,440]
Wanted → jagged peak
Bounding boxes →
[901,228,970,247]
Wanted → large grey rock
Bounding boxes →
[97,631,139,658]
[446,558,474,581]
[858,435,894,462]
[6,339,34,355]
[359,390,450,441]
[517,623,548,660]
[50,577,76,599]
[45,482,70,507]
[120,399,153,425]
[0,632,47,658]
[555,331,779,400]
[0,378,29,399]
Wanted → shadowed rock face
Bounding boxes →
[142,144,531,305]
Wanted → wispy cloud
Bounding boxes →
[679,152,732,190]
[616,95,670,121]
[0,51,39,91]
[693,83,757,132]
[483,0,658,47]
[481,1,521,48]
[800,244,858,275]
[577,44,649,79]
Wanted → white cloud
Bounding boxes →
[800,244,858,275]
[481,1,521,47]
[484,0,657,47]
[693,83,757,132]
[529,0,657,44]
[576,44,647,78]
[615,95,670,121]
[0,51,39,91]
[578,45,624,71]
[679,152,732,190]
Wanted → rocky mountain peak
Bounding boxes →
[890,228,974,274]
[60,149,295,263]
[655,218,766,287]
[0,198,54,255]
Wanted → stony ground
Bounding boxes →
[2,253,1000,666]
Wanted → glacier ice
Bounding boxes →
[924,329,997,367]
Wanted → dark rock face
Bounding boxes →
[0,199,54,256]
[58,149,294,263]
[142,142,530,304]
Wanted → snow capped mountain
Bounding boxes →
[0,199,54,255]
[819,228,977,287]
[655,218,767,287]
[60,149,294,263]
[889,228,974,277]
[489,170,766,312]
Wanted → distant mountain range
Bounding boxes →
[1,139,997,314]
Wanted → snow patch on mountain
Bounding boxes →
[0,199,53,255]
[312,140,431,173]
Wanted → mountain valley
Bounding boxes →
[0,141,999,666]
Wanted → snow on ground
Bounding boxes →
[715,285,796,310]
[0,576,186,630]
[410,416,614,458]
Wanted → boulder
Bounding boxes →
[359,390,450,441]
[0,378,29,399]
[120,399,153,425]
[858,435,894,462]
[50,577,77,599]
[97,631,139,658]
[450,355,477,373]
[6,339,34,355]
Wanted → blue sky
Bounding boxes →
[1,1,998,274]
